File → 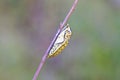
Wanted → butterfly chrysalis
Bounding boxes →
[48,24,72,58]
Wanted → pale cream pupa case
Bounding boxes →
[48,24,72,58]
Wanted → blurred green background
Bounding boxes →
[0,0,120,80]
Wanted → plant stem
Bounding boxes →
[32,0,78,80]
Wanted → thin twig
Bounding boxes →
[32,0,78,80]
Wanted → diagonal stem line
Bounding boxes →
[60,0,78,29]
[32,0,78,80]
